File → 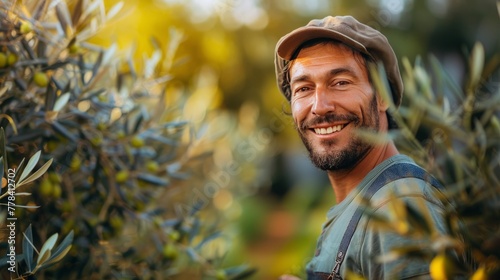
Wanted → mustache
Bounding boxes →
[299,113,359,131]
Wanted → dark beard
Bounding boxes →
[303,135,371,171]
[297,96,380,171]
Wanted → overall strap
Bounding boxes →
[327,162,443,280]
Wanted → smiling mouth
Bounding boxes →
[313,124,346,135]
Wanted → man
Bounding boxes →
[274,16,446,279]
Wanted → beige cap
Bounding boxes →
[274,15,403,107]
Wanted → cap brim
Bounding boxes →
[276,26,369,60]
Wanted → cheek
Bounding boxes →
[345,88,376,113]
[291,98,309,123]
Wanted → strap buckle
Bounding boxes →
[327,251,343,280]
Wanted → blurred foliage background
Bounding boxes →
[1,0,499,279]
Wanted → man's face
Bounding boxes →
[289,42,386,171]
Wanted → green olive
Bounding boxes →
[162,243,178,260]
[130,136,145,148]
[48,172,62,184]
[70,155,82,172]
[39,178,53,197]
[52,184,62,198]
[33,71,49,87]
[20,21,33,34]
[215,270,227,280]
[115,170,129,183]
[69,42,80,54]
[146,160,159,173]
[7,53,17,66]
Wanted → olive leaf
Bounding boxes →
[14,158,53,191]
[40,231,74,269]
[30,231,74,273]
[18,151,42,184]
[53,93,71,112]
[468,42,485,92]
[33,233,59,274]
[23,225,35,272]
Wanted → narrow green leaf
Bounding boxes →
[163,120,188,129]
[14,77,27,91]
[402,57,414,79]
[77,53,87,85]
[0,157,4,191]
[1,201,38,207]
[42,245,72,268]
[88,51,103,85]
[47,231,74,263]
[377,245,430,263]
[231,268,258,280]
[133,112,144,134]
[369,63,394,110]
[16,158,53,188]
[53,93,70,112]
[407,105,424,134]
[414,65,434,102]
[0,128,8,176]
[51,121,78,142]
[102,43,117,66]
[55,2,72,36]
[71,0,83,26]
[44,76,57,110]
[23,225,34,272]
[490,115,500,135]
[37,233,59,266]
[81,0,100,21]
[8,129,45,143]
[106,1,124,21]
[185,247,198,261]
[21,38,36,60]
[18,151,41,184]
[40,236,73,269]
[137,173,169,186]
[36,250,51,269]
[13,158,25,183]
[469,42,484,91]
[82,88,106,100]
[405,203,432,235]
[474,119,487,162]
[0,256,12,269]
[355,128,391,145]
[195,232,222,250]
[225,265,257,279]
[0,114,18,135]
[148,134,178,146]
[33,0,48,21]
[429,55,446,101]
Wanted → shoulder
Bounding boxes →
[352,178,445,278]
[364,158,444,211]
[370,175,445,213]
[345,160,446,279]
[374,174,441,199]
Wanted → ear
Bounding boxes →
[376,91,390,112]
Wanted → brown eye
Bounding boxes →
[294,87,311,95]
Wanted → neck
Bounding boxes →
[327,141,399,203]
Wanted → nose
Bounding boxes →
[311,87,335,116]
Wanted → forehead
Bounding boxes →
[289,42,366,77]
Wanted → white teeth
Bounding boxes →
[314,125,344,135]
